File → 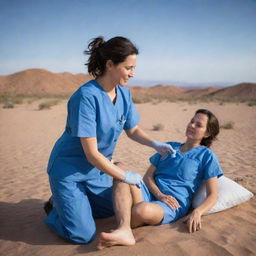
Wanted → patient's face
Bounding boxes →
[185,113,209,141]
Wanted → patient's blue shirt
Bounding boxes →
[142,141,223,224]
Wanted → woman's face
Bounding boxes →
[185,113,209,142]
[107,54,137,86]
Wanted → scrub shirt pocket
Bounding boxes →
[178,157,200,181]
[115,115,126,135]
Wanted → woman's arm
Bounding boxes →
[144,164,180,209]
[125,125,153,146]
[184,177,218,233]
[81,137,125,180]
[125,125,176,155]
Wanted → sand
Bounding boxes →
[0,100,255,256]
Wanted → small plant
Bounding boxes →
[132,97,153,104]
[38,99,60,110]
[3,101,14,108]
[152,123,164,131]
[220,121,235,130]
[152,99,162,105]
[12,96,23,104]
[248,100,256,107]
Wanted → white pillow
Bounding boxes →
[192,176,254,215]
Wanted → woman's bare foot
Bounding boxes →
[97,227,136,250]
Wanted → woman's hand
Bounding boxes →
[183,209,202,233]
[123,170,143,188]
[151,141,176,157]
[158,193,180,210]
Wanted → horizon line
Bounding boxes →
[0,68,255,88]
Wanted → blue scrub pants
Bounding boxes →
[140,182,188,225]
[44,171,114,244]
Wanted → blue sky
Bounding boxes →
[0,0,256,86]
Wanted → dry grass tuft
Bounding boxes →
[220,121,235,129]
[152,123,164,131]
[3,101,14,109]
[38,99,60,110]
[248,100,256,107]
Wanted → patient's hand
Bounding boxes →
[158,194,180,210]
[182,209,202,233]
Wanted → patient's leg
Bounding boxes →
[97,162,142,249]
[97,163,164,249]
[113,163,165,228]
[131,201,164,228]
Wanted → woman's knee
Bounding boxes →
[132,202,164,224]
[45,207,96,244]
[132,202,153,220]
[66,224,96,244]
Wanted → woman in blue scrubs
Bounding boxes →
[44,36,175,244]
[98,109,223,249]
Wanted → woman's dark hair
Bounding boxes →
[195,109,220,148]
[84,36,139,77]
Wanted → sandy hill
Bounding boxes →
[130,84,256,102]
[0,69,92,95]
[130,84,184,102]
[0,69,255,102]
[207,83,256,100]
[183,87,220,99]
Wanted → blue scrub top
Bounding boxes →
[149,142,223,210]
[47,80,140,179]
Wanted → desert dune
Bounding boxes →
[0,98,255,256]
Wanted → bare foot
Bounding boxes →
[97,227,136,250]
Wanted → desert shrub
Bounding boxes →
[38,99,60,110]
[1,95,25,104]
[132,98,143,104]
[220,121,235,129]
[188,100,198,105]
[248,100,256,107]
[152,123,164,131]
[12,96,24,104]
[1,96,15,108]
[152,99,164,105]
[200,97,212,103]
[3,101,14,108]
[133,97,153,104]
[165,96,179,103]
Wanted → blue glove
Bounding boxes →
[123,171,143,188]
[160,151,177,161]
[152,141,176,158]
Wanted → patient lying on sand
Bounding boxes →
[98,109,223,249]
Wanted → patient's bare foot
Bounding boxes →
[97,227,136,250]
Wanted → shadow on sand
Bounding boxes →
[0,199,117,253]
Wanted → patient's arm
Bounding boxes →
[144,164,180,210]
[183,177,218,233]
[196,177,218,214]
